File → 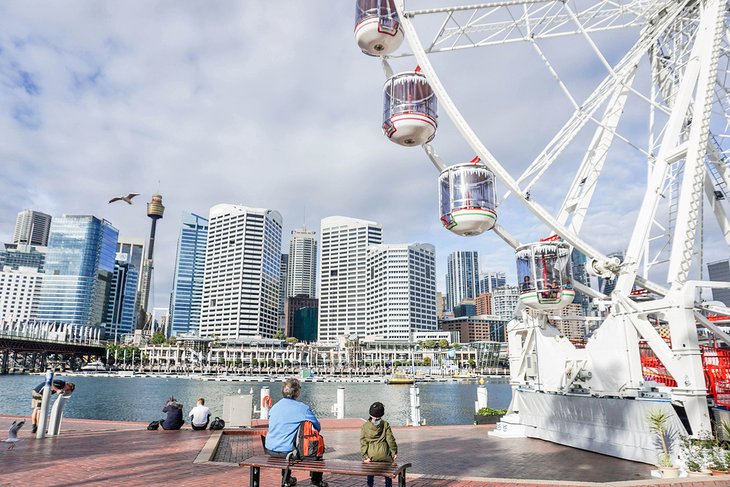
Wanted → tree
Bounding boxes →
[150,331,166,345]
[423,340,436,349]
[438,339,449,349]
[273,330,285,340]
[167,336,177,345]
[286,337,298,344]
[423,356,432,366]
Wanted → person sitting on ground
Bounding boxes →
[265,378,328,487]
[30,379,75,434]
[360,401,398,487]
[161,396,184,430]
[189,397,211,431]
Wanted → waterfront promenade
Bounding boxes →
[1,415,729,487]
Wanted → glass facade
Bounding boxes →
[37,215,118,326]
[170,212,208,336]
[0,244,46,271]
[446,251,479,311]
[105,256,139,338]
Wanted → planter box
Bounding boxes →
[474,414,501,425]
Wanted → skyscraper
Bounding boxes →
[708,259,730,306]
[287,228,317,298]
[0,266,43,323]
[492,285,520,320]
[0,243,46,271]
[37,215,118,326]
[479,271,506,294]
[13,210,52,247]
[105,252,139,339]
[169,212,208,336]
[446,251,480,311]
[200,204,282,340]
[319,216,382,342]
[366,243,437,340]
[279,254,289,331]
[116,237,145,330]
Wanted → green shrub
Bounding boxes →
[476,407,507,416]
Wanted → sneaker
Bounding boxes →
[310,481,328,487]
[283,476,297,487]
[31,424,37,434]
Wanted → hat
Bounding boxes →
[369,402,385,418]
[52,379,66,389]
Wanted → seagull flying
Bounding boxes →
[3,420,24,450]
[108,193,140,205]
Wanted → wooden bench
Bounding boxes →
[240,455,411,487]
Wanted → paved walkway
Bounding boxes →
[1,415,728,487]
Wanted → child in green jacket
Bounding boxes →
[360,402,398,487]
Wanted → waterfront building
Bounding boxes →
[708,259,730,306]
[551,303,586,341]
[366,243,437,341]
[105,253,139,339]
[439,315,507,342]
[13,210,52,247]
[0,266,43,323]
[279,254,288,331]
[200,204,283,340]
[479,271,506,294]
[37,215,118,327]
[492,285,520,321]
[292,307,318,342]
[285,294,318,337]
[410,330,460,343]
[319,216,382,342]
[169,212,208,336]
[445,251,480,312]
[453,302,477,317]
[476,292,492,316]
[0,243,46,271]
[287,228,317,298]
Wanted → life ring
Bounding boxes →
[262,395,273,408]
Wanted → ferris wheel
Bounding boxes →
[353,0,730,464]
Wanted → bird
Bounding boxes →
[2,420,25,450]
[108,193,140,205]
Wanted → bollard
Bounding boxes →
[260,386,271,420]
[336,387,345,419]
[476,385,488,411]
[409,385,421,427]
[36,369,53,439]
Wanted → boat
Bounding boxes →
[80,361,107,372]
[386,373,415,385]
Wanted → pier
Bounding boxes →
[2,414,728,486]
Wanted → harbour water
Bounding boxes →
[0,374,511,426]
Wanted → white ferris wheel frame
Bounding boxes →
[379,0,730,460]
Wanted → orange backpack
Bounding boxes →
[295,420,325,459]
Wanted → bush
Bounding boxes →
[476,407,507,416]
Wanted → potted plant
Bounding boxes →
[680,433,712,476]
[474,407,507,425]
[646,409,679,478]
[709,446,728,475]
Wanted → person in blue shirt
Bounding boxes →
[265,378,328,487]
[30,379,75,434]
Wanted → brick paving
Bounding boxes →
[1,415,729,487]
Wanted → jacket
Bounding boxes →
[360,419,397,462]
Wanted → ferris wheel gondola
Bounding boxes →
[515,240,574,310]
[382,71,437,146]
[354,0,404,56]
[439,162,497,236]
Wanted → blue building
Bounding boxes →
[0,243,46,271]
[37,215,118,326]
[170,212,208,336]
[105,253,139,339]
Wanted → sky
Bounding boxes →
[0,1,727,309]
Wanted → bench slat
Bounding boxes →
[241,455,410,478]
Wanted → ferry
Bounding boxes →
[386,373,415,385]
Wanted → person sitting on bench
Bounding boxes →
[265,378,328,487]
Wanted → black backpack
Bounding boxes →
[210,417,225,430]
[147,420,160,430]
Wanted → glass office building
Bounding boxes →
[170,212,208,336]
[37,215,118,326]
[105,253,139,338]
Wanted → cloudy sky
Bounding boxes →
[0,1,726,307]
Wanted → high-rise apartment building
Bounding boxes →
[479,271,506,295]
[287,228,317,298]
[200,204,282,340]
[319,216,382,342]
[0,266,43,323]
[446,251,480,311]
[169,212,208,336]
[492,285,520,321]
[476,292,493,315]
[105,252,139,339]
[279,254,289,330]
[366,243,437,340]
[552,303,586,341]
[0,243,46,271]
[708,259,730,306]
[13,210,52,247]
[37,215,118,326]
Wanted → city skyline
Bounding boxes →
[1,1,725,313]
